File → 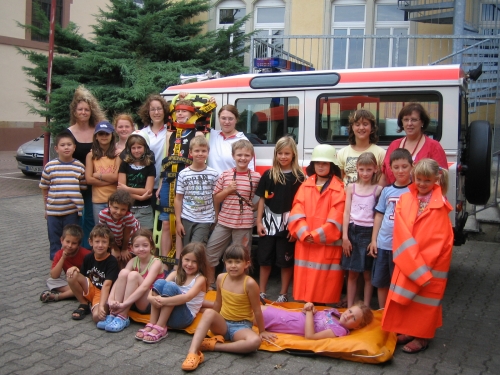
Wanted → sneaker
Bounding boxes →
[275,294,288,303]
[259,292,268,300]
[96,315,114,330]
[105,315,130,333]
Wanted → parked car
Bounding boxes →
[15,134,44,176]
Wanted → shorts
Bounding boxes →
[158,179,174,221]
[130,302,152,315]
[181,219,211,246]
[92,203,108,226]
[371,248,395,288]
[341,223,373,273]
[152,279,195,329]
[131,205,153,230]
[46,272,68,290]
[257,234,294,268]
[83,278,102,309]
[205,224,252,267]
[223,319,254,341]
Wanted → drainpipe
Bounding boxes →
[43,0,56,166]
[452,0,466,64]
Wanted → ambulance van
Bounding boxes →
[162,64,492,245]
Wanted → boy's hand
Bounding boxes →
[176,221,185,238]
[121,250,132,263]
[342,238,352,257]
[367,241,378,257]
[256,222,266,237]
[66,267,79,278]
[226,181,237,194]
[111,248,121,260]
[98,305,107,321]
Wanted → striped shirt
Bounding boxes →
[98,207,140,247]
[215,168,260,229]
[39,159,86,216]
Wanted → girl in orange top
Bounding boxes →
[381,158,453,354]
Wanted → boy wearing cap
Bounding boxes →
[85,120,121,224]
[40,131,87,260]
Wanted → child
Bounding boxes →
[158,97,216,266]
[368,149,413,308]
[261,301,373,339]
[181,245,274,371]
[337,109,385,185]
[118,130,156,230]
[341,152,383,308]
[101,229,163,332]
[98,190,140,267]
[114,114,135,157]
[39,131,87,260]
[256,136,305,302]
[40,224,91,302]
[66,224,119,324]
[85,121,121,224]
[205,139,261,287]
[288,144,345,304]
[381,158,453,354]
[135,242,208,343]
[174,135,219,247]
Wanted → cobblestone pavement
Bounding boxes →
[0,151,498,374]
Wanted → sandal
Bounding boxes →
[397,334,415,345]
[105,315,130,332]
[135,323,154,340]
[402,338,429,354]
[181,351,204,371]
[72,303,90,320]
[40,290,60,303]
[200,335,225,351]
[143,324,168,344]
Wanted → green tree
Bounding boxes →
[20,0,251,134]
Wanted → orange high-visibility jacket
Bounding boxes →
[288,175,346,303]
[382,184,453,339]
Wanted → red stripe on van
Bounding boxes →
[167,76,253,90]
[339,68,463,83]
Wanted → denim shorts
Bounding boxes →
[152,279,194,329]
[223,319,254,341]
[341,223,373,272]
[371,248,395,288]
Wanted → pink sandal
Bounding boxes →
[135,323,154,340]
[143,325,168,344]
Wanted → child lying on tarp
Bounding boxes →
[261,301,373,339]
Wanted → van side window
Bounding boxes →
[317,93,442,144]
[234,97,300,145]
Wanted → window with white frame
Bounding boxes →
[254,0,285,58]
[216,1,247,54]
[374,2,409,67]
[331,2,366,69]
[480,1,500,35]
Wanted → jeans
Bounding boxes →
[152,279,194,329]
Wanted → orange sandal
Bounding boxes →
[402,338,429,354]
[199,335,225,351]
[181,351,204,371]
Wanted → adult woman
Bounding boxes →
[381,103,447,185]
[114,114,135,157]
[207,104,255,173]
[67,86,106,248]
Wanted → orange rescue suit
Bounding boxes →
[382,184,453,339]
[288,175,345,303]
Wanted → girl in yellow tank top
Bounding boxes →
[181,244,276,371]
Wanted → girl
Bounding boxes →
[136,242,208,343]
[256,136,305,302]
[181,245,275,371]
[382,159,453,354]
[261,301,373,339]
[101,229,163,332]
[341,152,383,308]
[85,121,121,224]
[114,114,135,157]
[288,144,345,304]
[118,131,156,230]
[337,109,385,185]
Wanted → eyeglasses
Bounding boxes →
[149,108,163,113]
[402,117,421,124]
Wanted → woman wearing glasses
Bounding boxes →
[381,102,448,185]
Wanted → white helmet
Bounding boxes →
[127,130,150,148]
[311,144,338,165]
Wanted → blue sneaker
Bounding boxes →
[105,316,130,332]
[97,315,114,330]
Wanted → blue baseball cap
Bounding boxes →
[94,121,114,134]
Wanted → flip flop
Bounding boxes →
[402,338,429,354]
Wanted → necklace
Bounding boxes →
[401,133,424,156]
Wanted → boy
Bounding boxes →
[39,131,86,260]
[174,136,219,247]
[40,224,91,302]
[67,224,119,324]
[98,190,139,267]
[205,139,261,286]
[368,148,413,308]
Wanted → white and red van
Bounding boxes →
[162,64,492,245]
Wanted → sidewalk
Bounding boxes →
[0,158,498,374]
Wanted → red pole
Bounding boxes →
[43,0,57,166]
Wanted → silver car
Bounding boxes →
[15,134,44,176]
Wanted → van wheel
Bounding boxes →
[464,120,491,205]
